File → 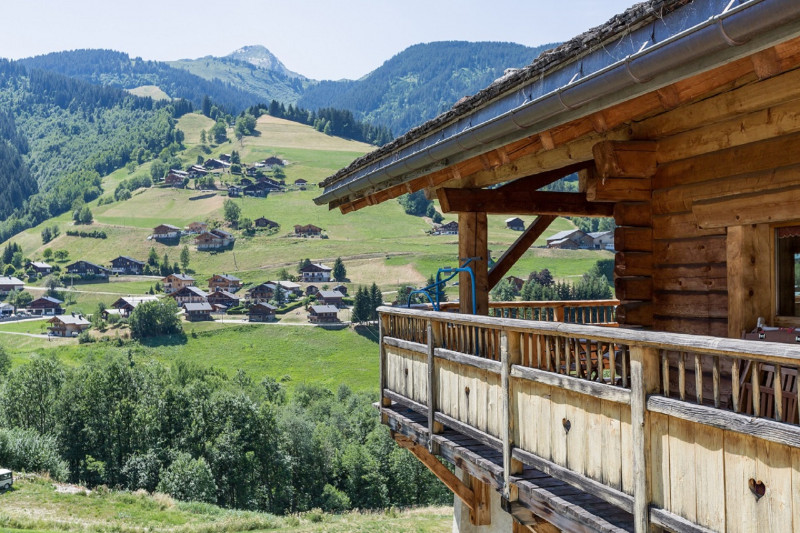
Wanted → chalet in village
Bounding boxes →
[162,273,195,294]
[315,1,800,531]
[66,260,110,278]
[109,256,145,275]
[0,276,23,295]
[299,262,332,282]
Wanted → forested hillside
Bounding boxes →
[19,49,258,113]
[0,59,182,241]
[298,41,553,133]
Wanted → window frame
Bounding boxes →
[772,222,800,327]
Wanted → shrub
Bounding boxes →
[0,427,69,481]
[156,452,217,503]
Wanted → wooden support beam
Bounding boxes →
[630,346,661,533]
[692,184,800,229]
[592,140,657,179]
[437,189,614,216]
[726,224,770,339]
[488,216,556,289]
[511,511,561,533]
[586,176,651,202]
[459,212,489,315]
[392,432,477,511]
[468,474,492,526]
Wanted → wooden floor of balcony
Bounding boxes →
[382,401,635,533]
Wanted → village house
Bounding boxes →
[307,304,339,324]
[243,183,269,197]
[204,158,230,170]
[0,302,13,317]
[505,217,525,231]
[219,153,231,163]
[546,228,594,249]
[588,230,615,250]
[109,256,145,275]
[246,283,274,303]
[195,229,235,251]
[206,287,240,309]
[505,275,525,292]
[26,261,52,275]
[170,285,208,306]
[187,221,208,233]
[257,176,283,189]
[164,169,188,187]
[109,296,159,317]
[0,276,24,295]
[66,260,110,278]
[293,178,308,186]
[274,280,302,297]
[47,314,90,337]
[182,302,213,321]
[254,217,279,229]
[248,302,277,322]
[240,177,253,187]
[305,285,319,296]
[207,274,242,292]
[433,221,458,235]
[331,284,348,296]
[264,156,285,167]
[152,224,181,240]
[293,224,322,237]
[188,165,208,178]
[27,296,63,316]
[317,290,344,308]
[162,273,195,294]
[228,185,242,197]
[299,263,332,282]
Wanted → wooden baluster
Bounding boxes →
[609,343,617,385]
[630,346,660,533]
[695,353,703,405]
[622,347,628,388]
[751,362,761,416]
[678,352,686,401]
[774,364,784,422]
[562,337,568,376]
[732,359,741,413]
[536,334,543,369]
[661,350,670,398]
[379,314,391,408]
[712,356,720,408]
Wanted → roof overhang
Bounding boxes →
[316,0,800,211]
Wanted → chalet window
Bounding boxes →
[776,225,800,317]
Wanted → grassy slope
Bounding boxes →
[127,85,171,100]
[0,476,451,533]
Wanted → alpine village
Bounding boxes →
[1,0,800,532]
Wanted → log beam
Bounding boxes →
[459,212,489,315]
[692,184,800,229]
[392,432,477,512]
[437,189,614,216]
[592,140,657,179]
[726,224,771,338]
[488,216,556,289]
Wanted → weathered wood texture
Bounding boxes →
[458,212,489,315]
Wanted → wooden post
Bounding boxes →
[379,314,391,409]
[630,345,660,533]
[427,320,443,453]
[726,224,770,338]
[458,212,489,315]
[501,330,523,501]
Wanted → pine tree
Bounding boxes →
[369,283,382,321]
[148,247,159,266]
[180,245,190,271]
[332,257,346,281]
[352,286,369,324]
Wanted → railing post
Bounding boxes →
[630,345,660,532]
[501,330,523,501]
[379,314,391,409]
[428,319,443,453]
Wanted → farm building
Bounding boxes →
[27,296,63,316]
[152,224,181,240]
[314,1,800,531]
[170,286,208,306]
[228,185,242,197]
[187,221,208,233]
[204,158,230,169]
[162,273,195,294]
[0,302,13,317]
[504,275,525,292]
[194,229,235,251]
[164,169,188,187]
[505,217,525,231]
[109,256,145,275]
[589,230,615,250]
[308,304,339,324]
[47,314,90,337]
[182,302,213,321]
[66,260,111,278]
[545,229,594,249]
[317,290,344,307]
[264,156,285,167]
[206,287,240,309]
[305,285,319,296]
[26,261,52,275]
[332,284,348,296]
[188,165,208,178]
[294,224,323,237]
[109,296,159,317]
[207,274,242,292]
[246,283,275,302]
[248,302,277,322]
[0,276,23,295]
[254,217,279,229]
[299,263,332,282]
[433,221,459,235]
[274,280,302,296]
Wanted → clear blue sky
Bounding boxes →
[2,0,636,80]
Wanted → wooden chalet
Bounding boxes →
[254,217,279,229]
[305,284,319,296]
[207,274,242,292]
[299,262,331,282]
[206,287,240,308]
[308,304,339,323]
[182,302,213,321]
[505,217,525,231]
[27,296,63,316]
[26,261,52,275]
[0,276,24,295]
[110,296,158,317]
[66,260,110,278]
[170,286,207,306]
[187,221,208,233]
[589,230,615,250]
[204,158,230,169]
[264,156,285,167]
[248,302,277,322]
[332,284,348,296]
[152,224,181,240]
[194,229,235,251]
[546,229,594,249]
[434,221,459,235]
[162,273,195,294]
[0,302,13,317]
[317,290,344,308]
[188,165,208,178]
[109,256,145,275]
[219,153,231,163]
[47,314,90,337]
[315,1,800,531]
[294,224,322,237]
[165,169,188,187]
[505,276,525,292]
[246,283,276,302]
[228,185,243,197]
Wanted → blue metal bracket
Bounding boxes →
[407,257,480,315]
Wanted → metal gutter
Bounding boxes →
[316,0,800,207]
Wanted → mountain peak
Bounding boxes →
[226,45,304,79]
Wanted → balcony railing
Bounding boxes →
[436,299,619,325]
[378,306,800,533]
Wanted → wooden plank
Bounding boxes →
[726,223,771,339]
[693,425,725,531]
[584,395,603,485]
[592,140,657,179]
[565,390,587,478]
[649,412,670,510]
[629,346,660,533]
[438,189,614,216]
[647,396,800,448]
[693,184,800,229]
[392,432,476,512]
[510,365,631,404]
[535,382,553,463]
[653,212,724,240]
[653,291,728,319]
[384,336,428,354]
[588,176,652,203]
[434,411,503,452]
[468,474,492,526]
[601,399,623,491]
[435,347,502,374]
[653,263,726,292]
[723,431,759,533]
[620,406,633,496]
[614,277,653,301]
[615,227,653,252]
[458,212,489,315]
[756,438,794,532]
[380,317,391,407]
[550,386,568,468]
[615,252,653,278]
[614,202,652,227]
[667,415,697,522]
[649,508,719,533]
[792,447,800,533]
[616,301,653,327]
[653,236,726,266]
[488,215,556,289]
[652,316,728,337]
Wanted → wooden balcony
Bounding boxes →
[438,299,620,326]
[378,306,800,533]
